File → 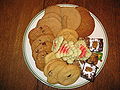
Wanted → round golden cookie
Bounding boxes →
[61,15,67,29]
[28,26,53,44]
[31,34,54,51]
[32,42,52,60]
[45,6,61,15]
[76,7,95,37]
[44,59,62,76]
[44,59,66,84]
[64,34,77,42]
[44,59,59,83]
[42,12,61,22]
[35,51,50,71]
[57,28,78,39]
[57,64,80,85]
[37,17,62,37]
[61,7,81,30]
[45,52,56,64]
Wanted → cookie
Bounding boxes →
[42,12,61,22]
[44,59,66,84]
[64,34,77,42]
[61,7,81,30]
[28,26,53,44]
[57,64,80,85]
[37,17,62,37]
[57,28,78,39]
[31,34,54,51]
[61,15,67,29]
[32,42,52,60]
[44,59,59,83]
[57,28,78,42]
[76,7,95,37]
[44,59,62,77]
[45,6,61,15]
[45,52,56,64]
[35,51,50,71]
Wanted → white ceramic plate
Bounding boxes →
[23,4,108,89]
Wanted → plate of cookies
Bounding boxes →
[23,4,108,89]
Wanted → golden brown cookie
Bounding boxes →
[32,42,52,60]
[44,59,66,84]
[61,7,81,30]
[37,17,62,37]
[64,34,77,42]
[57,28,78,39]
[35,51,50,71]
[61,15,67,29]
[45,52,56,64]
[44,59,62,77]
[57,64,80,85]
[42,12,61,22]
[31,34,54,51]
[76,7,95,37]
[45,6,61,15]
[57,28,78,42]
[28,26,53,44]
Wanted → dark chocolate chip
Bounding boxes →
[42,42,46,45]
[39,27,43,29]
[67,74,71,77]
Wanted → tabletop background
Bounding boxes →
[0,0,120,90]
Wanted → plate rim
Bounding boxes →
[22,4,108,89]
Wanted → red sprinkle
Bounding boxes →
[59,44,66,53]
[79,45,87,58]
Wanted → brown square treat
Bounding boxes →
[81,62,98,82]
[88,38,103,52]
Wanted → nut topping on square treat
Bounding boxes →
[81,62,98,82]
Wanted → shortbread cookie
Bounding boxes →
[28,26,53,44]
[32,42,52,60]
[57,28,78,39]
[45,52,56,64]
[31,34,54,51]
[43,12,61,22]
[58,64,80,85]
[45,6,61,15]
[61,7,81,30]
[37,17,62,37]
[76,7,95,37]
[64,34,77,42]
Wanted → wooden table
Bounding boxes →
[0,0,119,90]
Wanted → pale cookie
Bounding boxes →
[57,28,78,39]
[61,7,81,30]
[42,12,61,22]
[31,34,54,51]
[45,52,56,64]
[37,17,62,37]
[58,64,80,85]
[32,42,52,60]
[76,7,95,37]
[44,59,66,84]
[64,34,77,42]
[28,26,53,44]
[45,6,61,15]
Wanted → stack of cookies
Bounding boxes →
[28,26,55,71]
[44,59,80,85]
[28,5,96,85]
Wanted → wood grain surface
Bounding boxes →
[0,0,119,90]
